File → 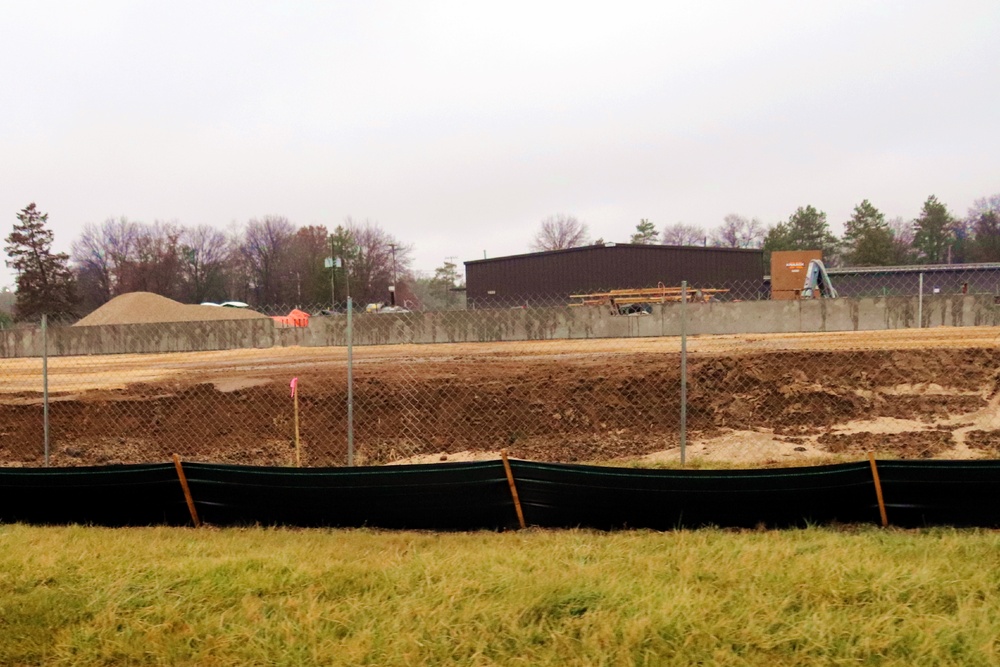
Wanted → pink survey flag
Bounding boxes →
[290,377,298,398]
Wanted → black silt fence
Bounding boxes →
[875,460,1000,528]
[183,461,515,530]
[0,463,191,526]
[509,461,879,529]
[2,459,1000,529]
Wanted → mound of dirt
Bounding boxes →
[74,292,268,326]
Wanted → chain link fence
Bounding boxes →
[2,275,999,468]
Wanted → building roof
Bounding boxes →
[464,242,763,266]
[827,262,1000,275]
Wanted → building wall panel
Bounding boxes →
[465,245,765,305]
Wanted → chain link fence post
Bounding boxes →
[918,272,924,328]
[347,296,355,466]
[42,314,50,467]
[680,281,687,466]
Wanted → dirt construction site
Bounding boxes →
[1,326,999,468]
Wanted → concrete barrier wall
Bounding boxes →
[299,294,1000,346]
[0,319,279,358]
[1,294,998,358]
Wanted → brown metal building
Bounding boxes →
[464,243,766,305]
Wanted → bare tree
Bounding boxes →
[102,217,140,292]
[711,214,765,248]
[531,214,589,251]
[886,216,916,264]
[240,215,297,305]
[72,223,116,306]
[129,221,183,298]
[345,217,412,306]
[967,194,1000,262]
[180,224,229,303]
[288,225,332,304]
[220,220,252,303]
[68,213,418,310]
[74,218,227,309]
[661,222,707,246]
[71,217,140,310]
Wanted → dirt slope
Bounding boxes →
[1,326,997,467]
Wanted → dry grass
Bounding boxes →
[2,525,1000,666]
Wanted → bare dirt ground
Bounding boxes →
[1,326,998,467]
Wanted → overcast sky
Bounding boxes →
[2,0,998,288]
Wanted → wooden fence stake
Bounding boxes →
[501,449,527,529]
[868,452,888,528]
[291,377,301,467]
[172,453,201,528]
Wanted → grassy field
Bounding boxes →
[2,525,1000,666]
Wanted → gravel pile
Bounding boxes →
[74,292,268,326]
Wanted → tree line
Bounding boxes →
[6,192,1000,321]
[71,215,423,312]
[532,193,1000,267]
[4,208,460,321]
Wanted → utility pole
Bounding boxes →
[330,234,337,313]
[345,257,350,302]
[389,243,397,306]
[445,255,459,306]
[337,231,351,303]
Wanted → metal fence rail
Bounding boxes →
[2,286,999,468]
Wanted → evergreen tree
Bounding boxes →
[912,195,955,264]
[429,260,463,308]
[761,222,790,266]
[763,206,839,263]
[949,217,974,264]
[5,203,77,320]
[432,260,462,289]
[842,200,894,266]
[630,219,658,244]
[788,205,838,254]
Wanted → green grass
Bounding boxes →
[2,525,1000,666]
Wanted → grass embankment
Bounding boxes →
[2,525,999,666]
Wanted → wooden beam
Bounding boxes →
[868,452,889,528]
[501,449,527,530]
[172,454,201,528]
